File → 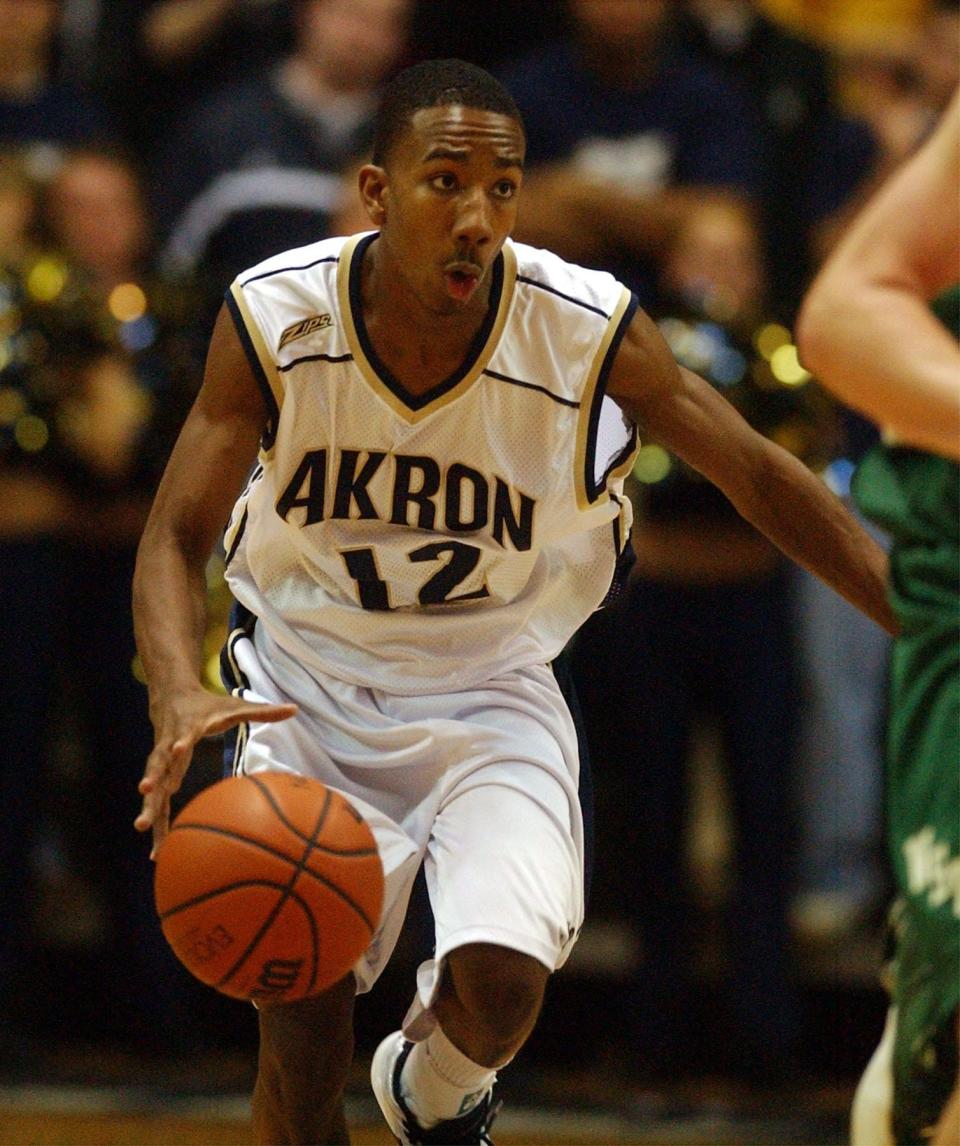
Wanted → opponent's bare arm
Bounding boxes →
[133,304,296,853]
[797,90,960,461]
[607,306,898,634]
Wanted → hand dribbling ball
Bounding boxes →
[154,772,384,1002]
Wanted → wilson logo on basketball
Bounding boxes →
[254,958,305,998]
[183,923,236,965]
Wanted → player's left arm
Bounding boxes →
[796,90,960,460]
[607,307,898,634]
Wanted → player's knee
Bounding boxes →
[445,943,548,1045]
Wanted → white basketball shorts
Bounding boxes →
[222,622,585,1006]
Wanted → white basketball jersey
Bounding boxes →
[224,232,639,693]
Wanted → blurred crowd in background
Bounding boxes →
[0,0,956,1091]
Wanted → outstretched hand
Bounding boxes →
[135,689,297,858]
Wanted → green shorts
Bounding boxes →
[888,895,959,1142]
[886,627,960,1142]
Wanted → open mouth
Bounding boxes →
[444,266,481,302]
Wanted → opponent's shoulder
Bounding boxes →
[507,238,630,320]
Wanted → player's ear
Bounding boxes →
[358,164,389,227]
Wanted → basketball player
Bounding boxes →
[134,59,897,1146]
[798,89,959,1146]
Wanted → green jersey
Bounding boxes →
[851,284,960,1142]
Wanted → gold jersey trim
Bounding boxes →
[574,286,636,511]
[229,279,285,428]
[336,233,518,424]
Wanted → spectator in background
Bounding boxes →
[0,0,116,164]
[0,152,40,267]
[675,0,882,321]
[500,0,761,311]
[151,0,412,339]
[810,0,958,260]
[570,198,835,1084]
[38,148,204,495]
[832,0,958,162]
[0,147,201,1064]
[754,0,929,45]
[42,148,151,293]
[791,443,892,946]
[407,0,565,73]
[0,15,120,1039]
[914,0,960,117]
[58,1,294,166]
[669,0,890,944]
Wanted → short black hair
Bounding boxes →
[372,58,524,166]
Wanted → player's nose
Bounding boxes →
[454,186,494,247]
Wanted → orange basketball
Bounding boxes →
[154,772,384,1003]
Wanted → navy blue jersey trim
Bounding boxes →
[599,509,635,609]
[223,507,248,569]
[551,647,593,907]
[220,600,256,691]
[516,274,609,319]
[225,291,279,450]
[349,232,506,410]
[220,600,258,778]
[240,255,339,287]
[483,368,580,409]
[583,294,639,502]
[279,352,353,372]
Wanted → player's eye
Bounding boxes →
[492,180,517,200]
[429,173,457,192]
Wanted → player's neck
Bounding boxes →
[360,238,491,395]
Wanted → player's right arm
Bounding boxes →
[133,303,296,855]
[606,306,898,635]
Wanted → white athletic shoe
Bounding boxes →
[370,1030,499,1145]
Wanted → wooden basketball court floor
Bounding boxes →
[0,1091,852,1146]
[0,1095,643,1146]
[0,1056,854,1146]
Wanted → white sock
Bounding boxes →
[400,1025,497,1128]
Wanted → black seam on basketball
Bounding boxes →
[166,823,379,931]
[296,790,332,995]
[216,789,332,994]
[170,820,378,857]
[215,785,363,994]
[159,879,308,919]
[246,773,332,845]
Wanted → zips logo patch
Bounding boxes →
[279,314,333,349]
